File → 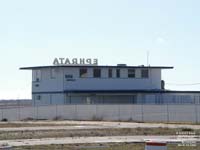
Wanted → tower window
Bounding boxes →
[108,69,112,78]
[93,68,101,78]
[141,69,149,78]
[116,69,120,78]
[128,69,135,78]
[80,68,87,78]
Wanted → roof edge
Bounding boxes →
[20,65,174,70]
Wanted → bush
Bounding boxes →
[181,128,194,132]
[1,118,8,122]
[53,116,63,121]
[21,117,34,121]
[92,116,103,121]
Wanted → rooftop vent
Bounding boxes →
[117,64,127,66]
[138,65,145,67]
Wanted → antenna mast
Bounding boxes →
[147,51,149,66]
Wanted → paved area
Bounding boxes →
[0,135,199,146]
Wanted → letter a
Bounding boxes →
[53,58,59,65]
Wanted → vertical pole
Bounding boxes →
[36,105,38,120]
[56,104,58,119]
[141,95,144,122]
[195,104,198,124]
[75,104,77,120]
[118,105,120,121]
[1,108,3,121]
[95,104,98,118]
[131,100,134,121]
[167,101,169,123]
[142,104,144,122]
[147,51,149,66]
[18,100,20,121]
[194,96,198,124]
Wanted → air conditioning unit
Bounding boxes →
[117,64,127,66]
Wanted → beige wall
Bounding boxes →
[1,104,200,123]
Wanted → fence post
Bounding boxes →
[1,108,3,121]
[167,102,169,123]
[18,100,20,121]
[141,104,144,122]
[75,104,77,120]
[118,105,120,121]
[56,104,58,119]
[36,105,38,120]
[95,104,97,119]
[131,104,134,121]
[195,104,198,124]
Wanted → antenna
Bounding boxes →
[147,51,150,66]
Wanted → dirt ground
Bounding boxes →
[0,120,199,149]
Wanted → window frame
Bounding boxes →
[93,68,101,78]
[116,69,120,78]
[50,68,56,79]
[141,69,149,78]
[128,69,136,78]
[108,68,112,78]
[79,68,88,78]
[33,70,41,82]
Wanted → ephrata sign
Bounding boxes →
[53,58,98,66]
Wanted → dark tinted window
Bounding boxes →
[141,69,149,78]
[108,69,112,78]
[116,69,120,78]
[80,68,87,78]
[93,68,101,78]
[128,69,135,78]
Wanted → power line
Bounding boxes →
[166,82,200,86]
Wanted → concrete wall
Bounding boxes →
[1,104,200,123]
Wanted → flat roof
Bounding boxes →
[20,65,174,70]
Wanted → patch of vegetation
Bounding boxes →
[14,143,200,150]
[0,127,199,140]
[1,118,8,122]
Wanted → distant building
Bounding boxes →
[20,59,200,105]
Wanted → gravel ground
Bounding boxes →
[1,120,200,130]
[0,135,199,147]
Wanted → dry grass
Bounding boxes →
[0,123,78,128]
[13,143,200,150]
[0,127,199,140]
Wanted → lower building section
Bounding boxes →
[32,91,200,106]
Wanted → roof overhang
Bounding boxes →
[20,65,174,70]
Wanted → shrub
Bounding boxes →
[1,118,8,122]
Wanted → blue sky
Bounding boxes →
[0,0,200,99]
